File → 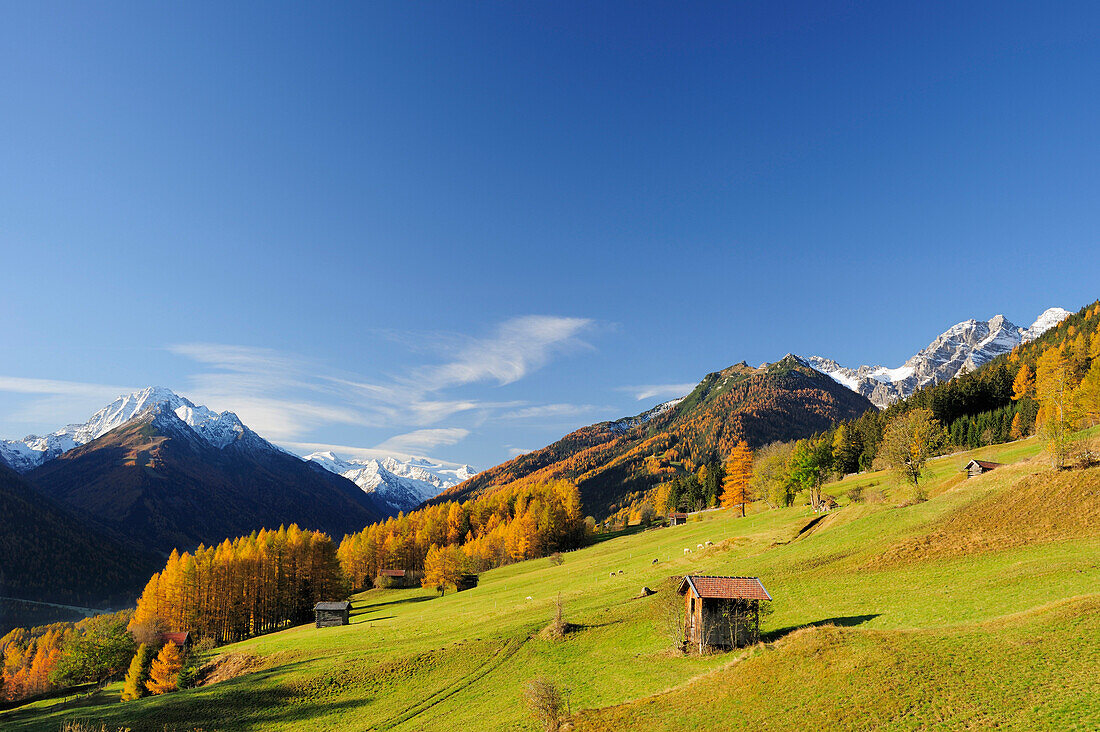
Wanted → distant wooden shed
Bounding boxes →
[668,512,689,526]
[678,576,771,653]
[314,601,351,628]
[455,573,479,592]
[962,459,1003,478]
[158,631,192,650]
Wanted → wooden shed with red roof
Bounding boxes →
[962,459,1003,478]
[677,575,771,652]
[158,631,192,650]
[668,512,689,526]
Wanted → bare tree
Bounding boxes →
[524,676,567,731]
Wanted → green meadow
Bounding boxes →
[5,434,1098,731]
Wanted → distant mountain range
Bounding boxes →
[433,355,874,518]
[805,307,1069,408]
[0,388,407,558]
[304,451,476,515]
[0,387,467,517]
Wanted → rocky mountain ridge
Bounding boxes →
[806,307,1070,408]
[304,451,476,514]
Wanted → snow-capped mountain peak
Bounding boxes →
[1024,307,1072,341]
[0,386,260,471]
[806,307,1070,409]
[303,451,476,514]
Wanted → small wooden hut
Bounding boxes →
[455,573,479,592]
[962,459,1003,478]
[158,631,192,650]
[678,576,771,653]
[668,512,689,526]
[314,601,351,628]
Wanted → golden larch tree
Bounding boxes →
[146,642,183,696]
[721,440,753,517]
[1009,412,1024,440]
[1035,346,1076,468]
[1012,364,1034,401]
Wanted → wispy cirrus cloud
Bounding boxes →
[0,376,131,398]
[499,403,600,420]
[164,315,597,451]
[415,315,593,390]
[0,376,134,428]
[0,316,597,463]
[374,428,471,453]
[618,383,697,401]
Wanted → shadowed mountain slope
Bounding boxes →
[0,463,158,616]
[27,404,386,555]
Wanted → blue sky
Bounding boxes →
[1,2,1098,468]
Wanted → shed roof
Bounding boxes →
[962,459,1003,471]
[669,512,689,518]
[160,631,191,646]
[678,575,771,601]
[314,601,351,611]
[380,569,406,577]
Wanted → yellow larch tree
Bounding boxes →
[1012,364,1034,401]
[146,642,183,696]
[721,440,753,517]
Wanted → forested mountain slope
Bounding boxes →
[0,464,157,619]
[434,355,873,518]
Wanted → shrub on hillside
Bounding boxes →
[524,676,569,731]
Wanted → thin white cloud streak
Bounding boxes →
[618,383,697,401]
[374,428,471,453]
[499,403,599,420]
[507,447,535,457]
[0,376,130,399]
[0,377,135,430]
[415,316,594,390]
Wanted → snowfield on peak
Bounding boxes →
[0,386,266,472]
[806,307,1070,409]
[303,451,477,514]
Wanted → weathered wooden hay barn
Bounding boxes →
[314,601,351,628]
[962,459,1003,478]
[678,575,771,652]
[455,573,479,592]
[668,512,688,526]
[158,631,192,650]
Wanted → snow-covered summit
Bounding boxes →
[1023,307,1072,341]
[304,451,476,514]
[805,307,1070,409]
[0,386,260,472]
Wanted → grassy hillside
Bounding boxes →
[5,435,1098,731]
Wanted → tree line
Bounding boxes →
[338,479,589,594]
[128,525,344,645]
